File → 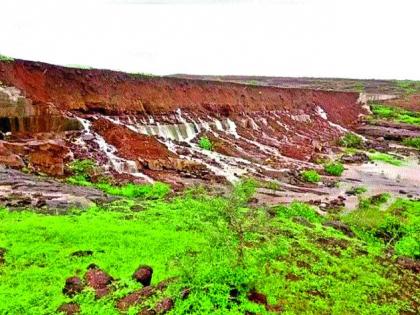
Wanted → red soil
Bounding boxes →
[0,59,363,128]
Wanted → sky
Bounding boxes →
[0,0,419,79]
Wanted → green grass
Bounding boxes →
[367,152,404,166]
[300,170,321,183]
[347,186,367,195]
[402,137,420,149]
[0,54,14,62]
[1,181,417,314]
[338,132,363,148]
[66,159,170,199]
[342,197,419,259]
[198,136,213,151]
[370,103,420,126]
[323,162,345,176]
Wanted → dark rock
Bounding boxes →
[85,265,113,298]
[117,286,156,311]
[155,298,174,314]
[323,221,355,237]
[71,250,93,257]
[247,289,267,305]
[57,302,80,315]
[340,152,369,164]
[63,276,84,297]
[396,257,420,273]
[180,288,191,300]
[138,308,157,315]
[132,265,153,286]
[0,247,6,264]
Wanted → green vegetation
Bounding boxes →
[347,186,367,195]
[1,181,418,314]
[353,82,365,92]
[300,169,321,183]
[0,54,14,62]
[66,159,170,199]
[402,137,420,149]
[342,197,419,259]
[129,72,156,79]
[394,80,420,95]
[338,132,363,148]
[370,103,420,126]
[367,152,404,166]
[198,136,213,151]
[323,162,345,176]
[246,80,260,86]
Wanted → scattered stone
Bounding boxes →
[62,276,84,297]
[85,264,113,298]
[116,286,156,311]
[57,302,80,315]
[323,221,355,237]
[396,257,420,273]
[71,250,93,257]
[132,265,153,286]
[155,298,174,314]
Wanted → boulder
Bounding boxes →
[132,265,153,286]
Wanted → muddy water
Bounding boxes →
[256,157,420,211]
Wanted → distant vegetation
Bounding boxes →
[0,54,14,62]
[198,136,213,151]
[370,103,420,126]
[300,169,321,183]
[394,80,420,95]
[338,132,363,148]
[129,72,157,79]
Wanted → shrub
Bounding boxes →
[402,137,420,149]
[338,132,363,148]
[68,159,96,176]
[348,186,367,195]
[198,136,213,150]
[275,202,322,223]
[301,170,321,183]
[96,182,170,199]
[324,162,345,176]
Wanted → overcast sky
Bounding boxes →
[0,0,419,79]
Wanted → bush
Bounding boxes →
[324,162,345,176]
[338,132,363,148]
[275,202,322,223]
[402,137,420,149]
[301,170,321,183]
[198,136,213,150]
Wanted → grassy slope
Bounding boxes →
[0,183,418,315]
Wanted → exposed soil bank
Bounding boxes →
[0,59,363,127]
